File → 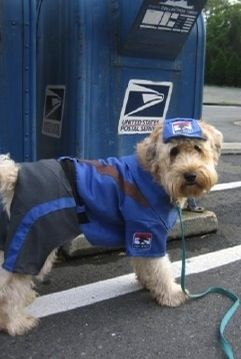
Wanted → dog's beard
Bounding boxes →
[162,165,218,201]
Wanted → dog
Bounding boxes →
[0,118,223,336]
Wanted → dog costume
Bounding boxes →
[0,155,177,275]
[0,118,205,275]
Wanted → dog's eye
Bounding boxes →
[170,147,179,157]
[194,145,202,153]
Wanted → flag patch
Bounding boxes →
[133,232,152,249]
[172,120,193,135]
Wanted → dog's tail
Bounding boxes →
[0,154,19,213]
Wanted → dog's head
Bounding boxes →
[136,119,223,202]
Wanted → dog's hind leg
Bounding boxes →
[131,255,187,307]
[0,252,38,336]
[36,249,58,282]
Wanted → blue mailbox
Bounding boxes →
[0,0,36,161]
[35,0,207,160]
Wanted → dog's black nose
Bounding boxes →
[184,172,197,184]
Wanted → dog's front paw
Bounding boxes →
[5,314,39,336]
[154,283,188,307]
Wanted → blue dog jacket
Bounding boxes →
[0,155,177,275]
[163,118,206,143]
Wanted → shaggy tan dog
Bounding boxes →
[0,119,223,336]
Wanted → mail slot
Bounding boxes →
[36,0,207,159]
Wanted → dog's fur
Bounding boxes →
[0,120,223,336]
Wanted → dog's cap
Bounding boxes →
[163,118,207,143]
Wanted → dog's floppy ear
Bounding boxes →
[146,122,164,160]
[136,122,163,167]
[200,120,223,163]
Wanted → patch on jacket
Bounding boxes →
[133,232,152,250]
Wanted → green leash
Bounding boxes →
[176,206,240,359]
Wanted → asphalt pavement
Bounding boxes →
[0,86,241,359]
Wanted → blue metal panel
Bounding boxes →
[36,0,206,160]
[0,0,36,161]
[37,0,83,158]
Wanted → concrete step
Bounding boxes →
[62,210,218,258]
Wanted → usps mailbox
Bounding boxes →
[36,0,207,160]
[0,0,36,161]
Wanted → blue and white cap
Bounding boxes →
[163,118,206,143]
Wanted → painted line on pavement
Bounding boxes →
[27,244,241,318]
[212,181,241,191]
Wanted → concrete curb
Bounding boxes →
[222,143,241,155]
[203,102,241,107]
[62,210,218,258]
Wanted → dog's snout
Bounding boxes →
[184,172,197,184]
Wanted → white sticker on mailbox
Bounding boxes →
[118,80,172,134]
[42,85,66,138]
[140,1,198,34]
